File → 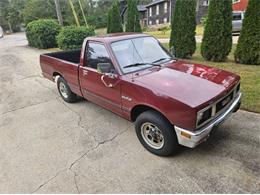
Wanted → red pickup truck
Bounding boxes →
[40,33,241,156]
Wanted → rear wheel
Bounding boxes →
[57,77,78,103]
[135,110,179,156]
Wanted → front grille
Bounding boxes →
[216,92,234,113]
[196,82,240,128]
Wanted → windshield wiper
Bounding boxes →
[123,62,161,69]
[152,57,172,63]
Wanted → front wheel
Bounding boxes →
[135,110,179,156]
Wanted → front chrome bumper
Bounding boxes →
[174,93,242,148]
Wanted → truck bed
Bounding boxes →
[44,49,81,64]
[40,49,82,96]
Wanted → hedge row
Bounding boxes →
[26,19,95,50]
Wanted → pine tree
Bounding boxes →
[169,0,196,59]
[107,1,123,33]
[201,0,232,62]
[235,0,260,65]
[107,9,112,33]
[126,0,142,32]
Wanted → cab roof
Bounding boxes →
[85,33,151,43]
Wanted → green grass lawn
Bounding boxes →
[144,25,204,39]
[162,43,260,113]
[96,25,204,39]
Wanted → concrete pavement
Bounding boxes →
[0,33,259,193]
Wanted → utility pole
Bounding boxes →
[68,0,80,26]
[54,0,63,26]
[78,0,88,27]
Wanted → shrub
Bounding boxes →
[200,15,208,26]
[169,0,196,59]
[126,0,142,32]
[57,26,95,50]
[235,0,260,65]
[26,19,61,49]
[107,1,123,33]
[201,0,232,62]
[158,26,170,35]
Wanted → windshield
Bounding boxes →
[111,36,173,74]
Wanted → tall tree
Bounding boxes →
[201,0,232,62]
[107,1,123,33]
[0,0,26,32]
[126,0,142,32]
[169,0,196,59]
[22,0,56,25]
[235,0,260,65]
[107,8,112,33]
[54,0,63,26]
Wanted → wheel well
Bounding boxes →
[53,72,62,82]
[131,105,163,122]
[53,72,62,78]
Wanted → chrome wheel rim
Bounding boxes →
[141,122,164,149]
[59,82,68,98]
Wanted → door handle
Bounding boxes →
[101,75,113,88]
[82,69,88,76]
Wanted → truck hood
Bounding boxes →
[133,60,240,108]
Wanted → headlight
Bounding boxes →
[197,107,213,127]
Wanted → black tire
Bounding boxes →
[57,77,78,103]
[135,110,179,156]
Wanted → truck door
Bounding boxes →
[79,41,122,115]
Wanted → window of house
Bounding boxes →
[156,5,159,15]
[203,0,209,6]
[156,19,159,25]
[149,20,152,25]
[232,0,240,3]
[163,18,167,24]
[149,7,152,16]
[85,42,111,69]
[164,2,167,13]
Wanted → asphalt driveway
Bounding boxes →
[0,33,259,193]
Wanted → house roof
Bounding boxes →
[137,5,147,12]
[146,0,167,7]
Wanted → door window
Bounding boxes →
[85,42,112,69]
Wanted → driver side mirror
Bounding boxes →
[97,63,113,74]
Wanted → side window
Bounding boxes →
[85,42,111,69]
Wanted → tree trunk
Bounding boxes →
[54,0,63,26]
[8,21,13,33]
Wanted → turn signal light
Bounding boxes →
[181,131,191,139]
